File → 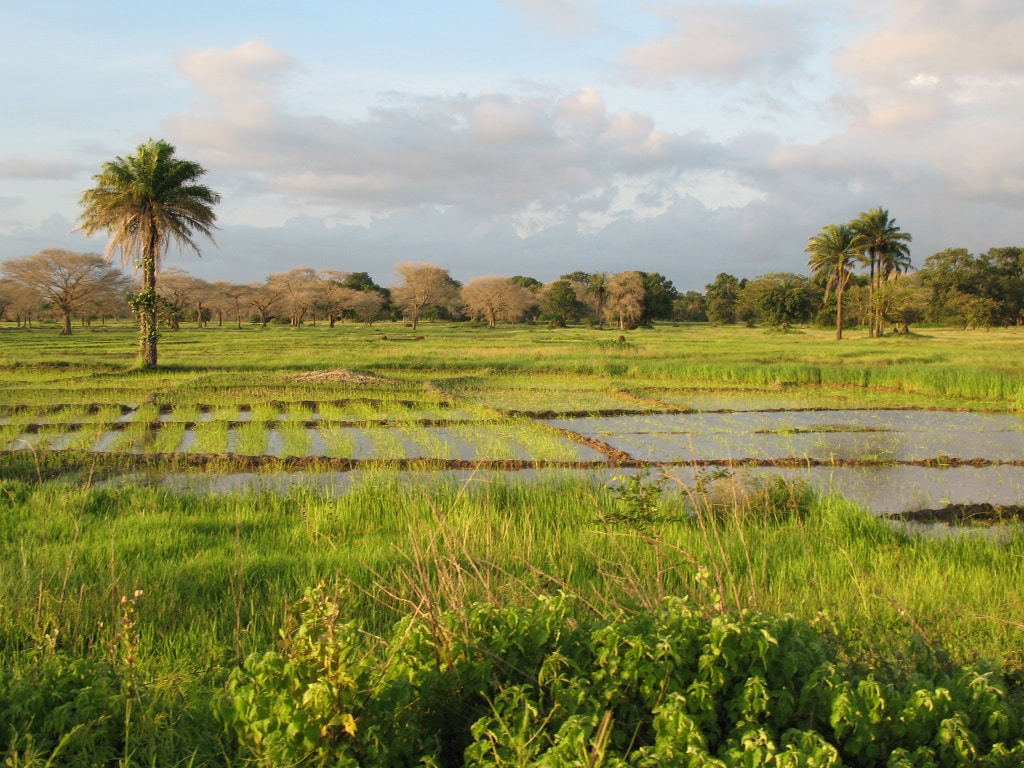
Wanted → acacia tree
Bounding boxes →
[248,282,281,327]
[806,223,864,339]
[207,281,251,327]
[460,276,536,327]
[267,268,318,326]
[157,268,211,329]
[0,277,15,322]
[1,249,128,335]
[391,262,459,330]
[78,139,220,367]
[604,271,647,330]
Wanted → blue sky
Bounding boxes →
[2,0,1022,291]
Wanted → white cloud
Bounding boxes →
[164,41,744,231]
[0,157,78,180]
[621,1,823,86]
[502,0,605,36]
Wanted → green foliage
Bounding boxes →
[0,653,128,766]
[603,470,682,530]
[219,590,1024,767]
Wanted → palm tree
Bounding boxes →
[853,207,912,337]
[584,271,610,328]
[78,139,220,368]
[806,223,864,340]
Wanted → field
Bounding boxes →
[2,321,1024,766]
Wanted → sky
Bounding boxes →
[1,0,1022,292]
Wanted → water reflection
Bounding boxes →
[551,410,1024,463]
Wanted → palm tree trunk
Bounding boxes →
[141,244,158,368]
[868,255,876,338]
[835,282,844,340]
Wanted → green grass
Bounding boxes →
[1,321,1024,765]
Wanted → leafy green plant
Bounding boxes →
[218,588,1024,767]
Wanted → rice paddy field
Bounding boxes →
[2,320,1024,765]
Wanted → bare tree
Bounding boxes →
[208,281,252,328]
[605,271,647,330]
[4,280,41,327]
[347,290,386,325]
[158,269,212,329]
[391,262,460,330]
[1,249,128,335]
[0,277,18,323]
[316,269,353,328]
[460,276,536,327]
[267,267,319,327]
[248,282,281,327]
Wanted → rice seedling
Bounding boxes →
[148,423,187,454]
[277,420,312,458]
[188,420,230,454]
[233,420,268,456]
[315,422,356,459]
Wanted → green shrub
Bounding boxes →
[217,586,1024,767]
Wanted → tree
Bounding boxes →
[982,247,1024,325]
[267,268,319,327]
[639,272,678,324]
[673,291,707,322]
[315,270,352,328]
[78,138,220,368]
[1,249,128,335]
[510,275,543,292]
[853,207,912,337]
[746,272,817,329]
[157,268,209,329]
[704,273,742,325]
[805,223,864,339]
[341,271,389,297]
[584,272,610,328]
[461,276,536,327]
[208,281,251,327]
[540,279,586,326]
[347,290,386,325]
[875,274,927,333]
[248,282,281,327]
[604,271,647,330]
[0,277,17,322]
[391,262,459,330]
[3,279,41,327]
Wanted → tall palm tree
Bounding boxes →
[78,139,220,368]
[806,223,864,340]
[585,271,610,328]
[853,207,912,337]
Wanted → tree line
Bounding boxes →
[5,242,1024,339]
[2,135,1023,374]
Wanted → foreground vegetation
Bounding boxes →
[1,322,1023,765]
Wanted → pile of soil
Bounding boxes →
[292,370,388,385]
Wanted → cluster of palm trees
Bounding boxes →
[805,208,912,339]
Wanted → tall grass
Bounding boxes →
[2,472,1020,680]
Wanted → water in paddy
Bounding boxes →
[549,410,1024,464]
[10,406,1024,520]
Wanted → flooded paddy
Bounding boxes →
[10,397,1022,527]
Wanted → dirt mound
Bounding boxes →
[292,370,389,385]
